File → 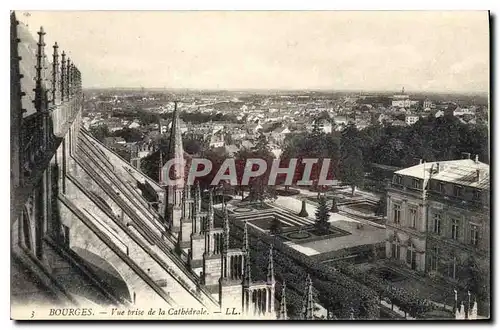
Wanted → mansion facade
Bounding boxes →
[386,157,490,286]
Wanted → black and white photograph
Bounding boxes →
[9,10,491,321]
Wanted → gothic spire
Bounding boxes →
[11,11,24,116]
[243,220,249,252]
[266,244,275,285]
[222,202,230,252]
[166,101,185,180]
[66,58,71,101]
[69,63,75,97]
[73,66,79,94]
[34,26,46,112]
[278,282,287,320]
[51,42,59,105]
[162,101,185,215]
[302,275,314,320]
[196,181,201,211]
[60,51,66,101]
[183,183,191,201]
[470,299,478,319]
[453,289,458,313]
[207,188,214,229]
[467,291,471,317]
[243,221,251,287]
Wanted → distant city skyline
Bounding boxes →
[21,11,489,93]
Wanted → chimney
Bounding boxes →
[461,152,471,160]
[419,159,423,165]
[475,155,479,164]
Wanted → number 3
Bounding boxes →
[31,311,35,318]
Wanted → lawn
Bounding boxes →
[281,225,351,244]
[346,202,377,215]
[248,216,293,230]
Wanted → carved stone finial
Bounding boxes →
[34,26,46,111]
[51,42,59,105]
[266,244,275,284]
[66,58,71,100]
[60,51,66,101]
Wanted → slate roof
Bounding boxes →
[395,159,490,190]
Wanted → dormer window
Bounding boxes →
[411,178,422,189]
[453,185,464,197]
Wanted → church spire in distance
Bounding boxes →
[162,100,185,187]
[168,101,183,162]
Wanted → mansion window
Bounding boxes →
[448,256,458,280]
[433,213,442,235]
[429,247,439,272]
[453,185,464,197]
[473,190,482,201]
[437,182,445,193]
[470,224,479,247]
[451,218,460,240]
[394,175,403,185]
[391,240,401,260]
[408,208,417,229]
[406,242,417,270]
[411,178,422,189]
[393,204,401,224]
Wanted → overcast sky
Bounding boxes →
[21,11,489,93]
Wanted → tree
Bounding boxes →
[235,133,275,204]
[339,124,365,196]
[269,217,283,236]
[369,245,378,262]
[183,136,204,155]
[375,196,387,216]
[339,146,364,196]
[140,138,169,182]
[223,131,234,146]
[281,128,340,186]
[330,198,339,213]
[311,119,323,137]
[198,148,229,190]
[112,127,144,143]
[89,124,110,143]
[253,132,272,155]
[464,256,490,312]
[314,197,331,235]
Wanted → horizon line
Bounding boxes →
[82,87,489,96]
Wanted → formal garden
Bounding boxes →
[280,225,351,244]
[247,216,294,231]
